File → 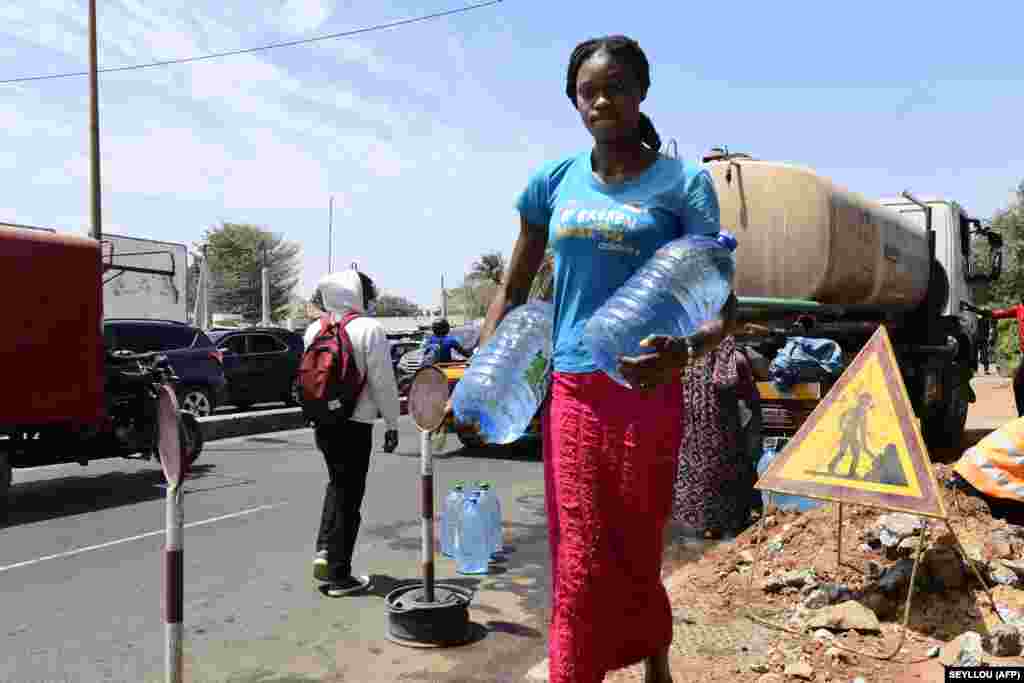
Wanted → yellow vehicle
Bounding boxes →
[436,361,543,449]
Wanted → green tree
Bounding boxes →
[203,222,301,324]
[469,251,506,286]
[376,293,421,317]
[975,182,1024,372]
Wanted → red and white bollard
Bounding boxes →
[157,385,184,683]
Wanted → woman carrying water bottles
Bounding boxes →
[473,36,733,683]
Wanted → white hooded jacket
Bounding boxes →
[304,270,400,430]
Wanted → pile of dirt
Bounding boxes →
[608,464,1024,683]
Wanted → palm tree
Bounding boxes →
[469,252,506,286]
[529,248,555,302]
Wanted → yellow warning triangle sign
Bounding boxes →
[755,325,947,519]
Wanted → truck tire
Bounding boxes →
[923,366,968,449]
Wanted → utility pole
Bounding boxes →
[441,274,448,319]
[328,196,334,273]
[88,0,103,243]
[261,242,270,326]
[201,244,210,330]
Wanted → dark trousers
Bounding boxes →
[1015,363,1024,417]
[315,420,374,582]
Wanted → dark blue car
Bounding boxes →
[103,319,228,417]
[208,327,305,410]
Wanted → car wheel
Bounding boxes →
[285,377,302,407]
[180,387,213,417]
[180,412,204,467]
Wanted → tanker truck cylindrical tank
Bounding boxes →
[705,158,931,310]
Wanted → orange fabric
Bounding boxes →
[954,417,1024,502]
[991,304,1024,353]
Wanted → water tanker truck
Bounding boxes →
[701,149,1003,449]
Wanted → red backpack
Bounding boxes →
[298,312,366,427]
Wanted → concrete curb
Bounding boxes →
[197,408,308,442]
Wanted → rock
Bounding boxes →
[897,537,922,557]
[803,588,832,610]
[738,550,755,565]
[825,646,852,663]
[756,674,784,683]
[989,560,1021,587]
[860,592,890,619]
[764,515,777,528]
[941,631,985,668]
[876,513,925,546]
[926,645,940,658]
[784,661,814,680]
[878,559,915,594]
[923,548,966,591]
[999,559,1024,579]
[750,661,770,673]
[852,678,867,683]
[762,569,816,593]
[806,601,881,633]
[987,624,1023,657]
[813,629,834,642]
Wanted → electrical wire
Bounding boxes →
[0,0,504,85]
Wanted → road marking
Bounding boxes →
[0,502,286,574]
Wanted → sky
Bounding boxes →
[2,0,1023,308]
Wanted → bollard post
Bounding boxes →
[421,429,435,603]
[156,384,184,683]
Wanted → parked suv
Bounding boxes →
[208,327,304,410]
[103,319,227,417]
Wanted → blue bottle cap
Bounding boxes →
[716,230,738,252]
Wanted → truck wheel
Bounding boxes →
[0,449,11,512]
[924,368,968,449]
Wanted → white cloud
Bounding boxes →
[274,0,332,35]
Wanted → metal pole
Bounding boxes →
[201,244,210,330]
[328,196,334,273]
[164,485,184,683]
[87,0,103,242]
[261,243,270,326]
[420,430,435,603]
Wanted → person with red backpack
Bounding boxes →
[301,269,400,596]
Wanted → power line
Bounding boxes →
[0,0,504,85]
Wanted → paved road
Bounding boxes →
[1,418,549,683]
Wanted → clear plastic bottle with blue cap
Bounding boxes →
[456,491,490,575]
[440,481,466,558]
[451,300,554,444]
[582,231,738,387]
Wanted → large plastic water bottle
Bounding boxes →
[756,438,821,512]
[475,481,503,556]
[456,493,490,575]
[451,301,554,444]
[440,481,466,558]
[582,232,738,387]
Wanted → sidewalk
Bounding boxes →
[150,482,552,683]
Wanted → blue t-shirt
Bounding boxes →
[515,151,721,374]
[425,334,461,363]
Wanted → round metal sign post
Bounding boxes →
[407,365,448,602]
[386,366,473,648]
[156,384,184,683]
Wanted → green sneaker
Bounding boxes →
[313,550,329,582]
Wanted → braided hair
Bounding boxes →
[566,35,661,151]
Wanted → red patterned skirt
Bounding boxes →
[542,370,683,683]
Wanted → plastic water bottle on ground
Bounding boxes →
[583,232,738,387]
[756,438,821,513]
[440,481,466,558]
[451,301,554,444]
[475,481,503,556]
[456,492,490,575]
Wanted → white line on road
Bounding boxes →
[0,502,287,574]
